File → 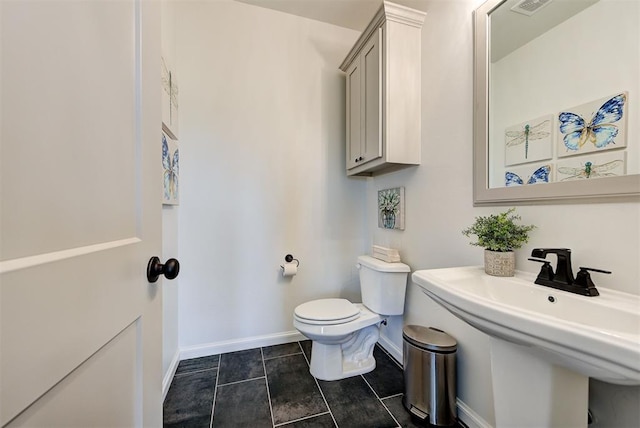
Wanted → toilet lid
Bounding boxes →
[294,298,360,325]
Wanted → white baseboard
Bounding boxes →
[457,398,493,428]
[162,349,181,400]
[378,333,403,364]
[179,330,306,360]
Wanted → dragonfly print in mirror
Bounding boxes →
[558,160,624,181]
[506,120,550,160]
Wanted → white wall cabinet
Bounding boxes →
[340,1,425,176]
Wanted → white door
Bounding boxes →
[1,1,163,427]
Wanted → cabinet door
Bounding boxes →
[346,60,361,170]
[361,28,382,165]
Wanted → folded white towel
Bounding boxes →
[372,245,401,263]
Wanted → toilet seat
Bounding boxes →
[294,298,360,325]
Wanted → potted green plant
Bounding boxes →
[462,208,535,276]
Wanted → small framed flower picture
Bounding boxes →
[378,187,405,230]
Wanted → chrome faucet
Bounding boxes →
[528,248,610,297]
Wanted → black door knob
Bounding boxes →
[147,256,180,283]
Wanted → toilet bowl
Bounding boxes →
[294,299,384,380]
[293,256,410,381]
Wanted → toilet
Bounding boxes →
[293,255,410,381]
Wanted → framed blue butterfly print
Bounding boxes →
[504,163,552,187]
[162,131,179,205]
[557,92,627,158]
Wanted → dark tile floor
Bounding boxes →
[164,340,462,428]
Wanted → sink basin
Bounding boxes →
[413,266,640,427]
[413,266,640,384]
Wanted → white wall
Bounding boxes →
[175,0,365,356]
[369,1,640,427]
[171,0,639,426]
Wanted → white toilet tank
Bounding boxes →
[357,255,410,315]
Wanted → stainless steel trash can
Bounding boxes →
[402,325,457,426]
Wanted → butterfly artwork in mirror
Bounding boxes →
[473,0,640,205]
[505,164,551,187]
[162,132,179,205]
[558,93,626,155]
[502,92,628,188]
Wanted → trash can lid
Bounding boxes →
[403,325,457,353]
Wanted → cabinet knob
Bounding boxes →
[354,156,364,163]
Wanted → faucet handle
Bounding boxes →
[528,257,550,264]
[574,267,610,297]
[578,267,612,275]
[528,257,554,281]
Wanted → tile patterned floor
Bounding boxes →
[163,340,462,428]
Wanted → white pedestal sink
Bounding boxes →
[412,266,640,428]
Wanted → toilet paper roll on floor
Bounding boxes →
[282,262,298,277]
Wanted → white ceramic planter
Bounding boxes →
[484,250,515,277]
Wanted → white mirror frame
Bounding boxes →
[473,0,640,206]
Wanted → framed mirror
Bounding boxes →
[473,0,640,205]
